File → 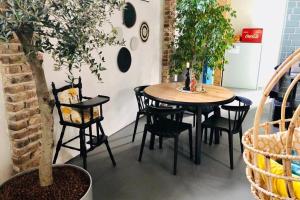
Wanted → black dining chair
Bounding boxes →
[201,96,252,169]
[138,105,193,175]
[52,77,116,169]
[184,105,218,143]
[132,85,150,142]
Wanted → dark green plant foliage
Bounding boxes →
[170,0,236,78]
[0,0,124,82]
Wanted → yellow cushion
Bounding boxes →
[59,88,80,104]
[59,88,100,124]
[61,107,100,124]
[257,154,300,198]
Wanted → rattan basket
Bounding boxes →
[242,49,300,200]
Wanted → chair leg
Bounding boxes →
[98,121,106,135]
[138,127,148,162]
[173,135,179,175]
[228,132,234,170]
[180,112,184,123]
[239,128,244,153]
[171,114,175,121]
[214,130,220,144]
[159,136,163,149]
[105,140,116,166]
[203,114,208,143]
[89,125,93,149]
[80,128,87,170]
[209,128,214,145]
[149,133,155,150]
[53,125,66,164]
[193,114,196,127]
[188,127,193,160]
[96,121,100,142]
[204,127,208,144]
[132,112,141,142]
[98,121,106,143]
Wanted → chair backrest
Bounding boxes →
[134,85,149,111]
[52,77,83,122]
[145,105,183,125]
[221,96,252,133]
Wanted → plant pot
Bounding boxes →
[0,164,93,200]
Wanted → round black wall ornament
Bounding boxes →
[117,47,132,73]
[140,22,149,42]
[123,2,136,28]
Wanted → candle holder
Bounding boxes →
[183,68,190,91]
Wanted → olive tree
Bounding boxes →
[0,0,124,187]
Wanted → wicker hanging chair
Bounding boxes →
[242,49,300,200]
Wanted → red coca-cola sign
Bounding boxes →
[241,28,263,43]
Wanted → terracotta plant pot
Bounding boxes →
[0,164,93,200]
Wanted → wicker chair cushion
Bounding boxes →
[59,88,100,124]
[255,128,300,156]
[257,154,300,199]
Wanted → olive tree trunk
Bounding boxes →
[17,32,54,187]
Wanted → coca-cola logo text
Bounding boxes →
[245,33,259,39]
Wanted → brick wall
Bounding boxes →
[161,0,176,83]
[0,41,42,173]
[280,0,300,62]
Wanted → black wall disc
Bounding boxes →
[117,47,132,73]
[123,3,136,28]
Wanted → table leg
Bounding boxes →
[195,106,202,165]
[214,107,221,145]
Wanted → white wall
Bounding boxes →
[231,0,287,88]
[0,73,13,184]
[43,0,164,162]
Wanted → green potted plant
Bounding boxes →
[0,0,124,199]
[170,0,236,91]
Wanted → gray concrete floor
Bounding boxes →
[69,106,271,200]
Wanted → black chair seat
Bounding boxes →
[147,118,191,137]
[202,115,237,133]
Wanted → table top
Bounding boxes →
[144,83,235,106]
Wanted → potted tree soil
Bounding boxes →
[0,0,124,199]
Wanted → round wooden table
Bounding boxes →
[144,82,235,165]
